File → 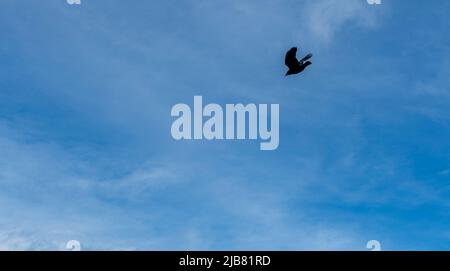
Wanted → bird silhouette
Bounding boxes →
[285,47,312,76]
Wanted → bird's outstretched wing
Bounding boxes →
[300,53,313,62]
[285,47,299,69]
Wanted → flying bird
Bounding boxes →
[285,47,312,76]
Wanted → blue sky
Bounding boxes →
[1,0,450,250]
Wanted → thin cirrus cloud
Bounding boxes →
[304,0,379,42]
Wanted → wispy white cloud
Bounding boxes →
[0,117,366,250]
[304,0,379,42]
